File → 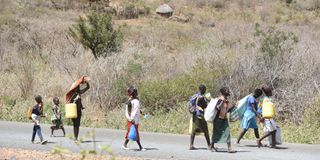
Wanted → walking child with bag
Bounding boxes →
[50,97,66,137]
[188,84,211,150]
[31,95,47,144]
[122,86,146,151]
[257,86,281,148]
[210,87,236,153]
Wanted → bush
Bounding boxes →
[69,12,123,59]
[137,66,219,112]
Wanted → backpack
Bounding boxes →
[187,93,200,114]
[27,106,33,120]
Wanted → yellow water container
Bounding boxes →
[27,106,33,120]
[65,103,77,119]
[262,101,275,118]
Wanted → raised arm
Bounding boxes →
[79,82,90,94]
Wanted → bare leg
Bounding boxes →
[137,140,143,150]
[73,127,79,140]
[271,130,276,148]
[227,143,236,153]
[189,133,196,150]
[50,126,54,136]
[61,127,66,137]
[254,128,262,147]
[123,139,129,147]
[204,132,211,148]
[258,132,272,148]
[210,143,217,152]
[236,129,247,143]
[254,128,260,139]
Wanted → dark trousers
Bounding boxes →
[31,125,43,142]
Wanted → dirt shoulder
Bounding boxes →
[0,147,145,160]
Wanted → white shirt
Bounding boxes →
[125,99,140,124]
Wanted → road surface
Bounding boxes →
[0,121,319,160]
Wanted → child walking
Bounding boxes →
[257,86,277,148]
[50,97,66,137]
[31,95,47,144]
[236,89,263,146]
[210,87,236,153]
[122,86,146,151]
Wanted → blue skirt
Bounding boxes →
[241,110,258,129]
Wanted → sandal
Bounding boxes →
[256,140,262,148]
[228,150,237,153]
[210,147,218,152]
[189,146,196,150]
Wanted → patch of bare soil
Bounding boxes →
[0,148,145,160]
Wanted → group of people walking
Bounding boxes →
[30,76,90,144]
[189,84,278,153]
[29,76,279,154]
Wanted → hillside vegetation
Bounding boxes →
[0,0,320,143]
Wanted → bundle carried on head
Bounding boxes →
[65,76,90,103]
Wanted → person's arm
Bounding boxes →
[252,103,261,119]
[125,105,131,121]
[79,82,90,94]
[69,92,78,103]
[53,106,59,118]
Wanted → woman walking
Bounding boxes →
[236,88,263,146]
[210,87,236,153]
[66,76,90,142]
[122,86,146,151]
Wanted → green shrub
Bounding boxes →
[137,66,219,112]
[69,12,123,59]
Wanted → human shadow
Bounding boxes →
[273,146,288,150]
[80,140,103,144]
[130,148,159,151]
[244,144,259,147]
[214,148,250,153]
[244,144,288,150]
[144,148,159,151]
[192,147,209,150]
[51,135,65,138]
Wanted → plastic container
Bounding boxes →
[65,103,77,119]
[262,101,275,118]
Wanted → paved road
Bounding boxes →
[0,121,319,160]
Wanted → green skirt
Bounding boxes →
[192,115,209,134]
[212,118,231,143]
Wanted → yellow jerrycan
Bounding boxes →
[65,103,77,119]
[262,98,275,118]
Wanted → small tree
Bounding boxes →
[69,12,122,59]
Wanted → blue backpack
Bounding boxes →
[187,93,200,114]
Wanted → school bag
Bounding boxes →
[204,98,219,122]
[186,93,200,114]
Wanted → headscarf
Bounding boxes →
[66,76,89,103]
